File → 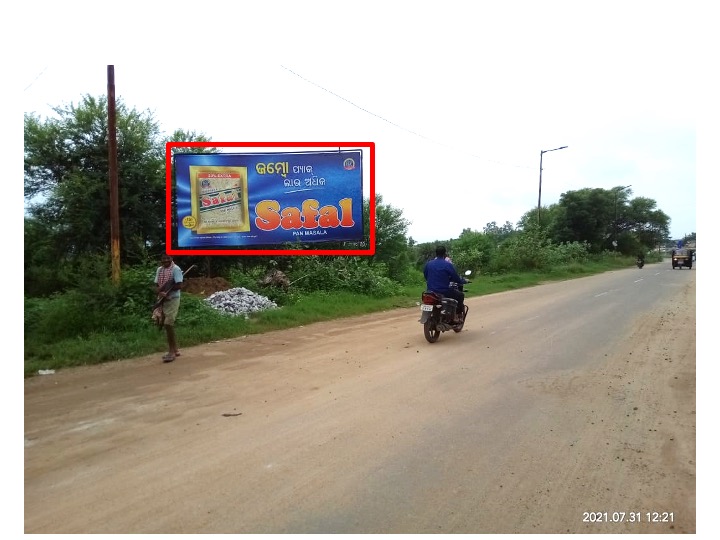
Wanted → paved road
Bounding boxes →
[24,263,696,533]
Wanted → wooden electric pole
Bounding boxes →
[107,65,121,284]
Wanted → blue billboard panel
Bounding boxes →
[175,150,364,248]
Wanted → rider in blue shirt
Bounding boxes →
[423,246,467,321]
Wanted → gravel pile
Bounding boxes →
[204,287,278,317]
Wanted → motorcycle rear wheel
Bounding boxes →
[453,306,469,333]
[423,320,440,343]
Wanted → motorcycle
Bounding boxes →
[419,271,471,343]
[636,257,644,269]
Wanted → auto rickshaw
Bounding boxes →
[671,248,693,269]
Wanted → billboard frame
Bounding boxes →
[165,142,375,256]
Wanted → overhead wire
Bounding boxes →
[24,66,49,92]
[280,64,533,170]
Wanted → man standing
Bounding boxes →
[423,246,467,322]
[154,254,183,363]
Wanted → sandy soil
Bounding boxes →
[24,269,696,534]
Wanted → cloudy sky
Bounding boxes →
[19,0,707,244]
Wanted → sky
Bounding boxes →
[11,0,718,536]
[17,0,708,245]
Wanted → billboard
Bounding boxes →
[167,143,375,256]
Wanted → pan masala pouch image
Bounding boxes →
[189,166,250,234]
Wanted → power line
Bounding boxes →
[280,64,532,170]
[280,65,431,140]
[23,66,49,92]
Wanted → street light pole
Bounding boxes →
[537,145,568,227]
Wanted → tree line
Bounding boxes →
[25,94,686,300]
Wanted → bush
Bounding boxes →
[227,265,301,305]
[491,233,547,272]
[24,264,161,345]
[116,265,158,318]
[25,290,108,342]
[175,294,234,326]
[228,266,267,290]
[286,256,399,297]
[543,241,591,266]
[488,232,591,273]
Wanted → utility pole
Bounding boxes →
[537,146,567,227]
[107,65,121,284]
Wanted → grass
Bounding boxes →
[24,255,648,377]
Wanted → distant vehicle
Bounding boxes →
[671,249,693,270]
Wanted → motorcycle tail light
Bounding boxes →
[422,292,441,304]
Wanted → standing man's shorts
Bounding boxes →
[162,297,181,326]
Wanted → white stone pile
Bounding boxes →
[204,287,278,317]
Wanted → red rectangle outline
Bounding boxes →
[165,142,375,256]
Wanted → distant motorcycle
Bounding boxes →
[636,257,644,269]
[419,271,471,343]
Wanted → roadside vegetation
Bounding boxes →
[24,94,690,377]
[23,246,666,378]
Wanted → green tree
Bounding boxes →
[24,216,70,296]
[413,241,440,267]
[483,220,516,243]
[517,205,559,233]
[450,229,495,272]
[25,96,165,263]
[24,95,214,295]
[548,188,614,252]
[492,228,552,271]
[166,129,214,154]
[626,197,670,250]
[527,187,670,254]
[364,194,411,281]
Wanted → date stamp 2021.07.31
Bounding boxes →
[582,511,674,524]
